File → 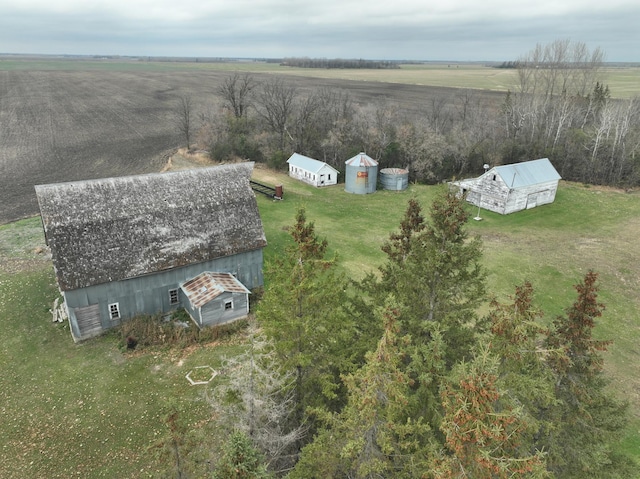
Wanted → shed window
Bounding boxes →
[169,289,179,305]
[328,174,331,181]
[224,300,233,311]
[108,303,121,320]
[492,174,497,181]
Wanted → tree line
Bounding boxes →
[209,192,634,478]
[177,39,640,188]
[281,58,401,69]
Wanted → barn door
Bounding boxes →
[74,304,102,338]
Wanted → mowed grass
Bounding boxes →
[1,175,639,476]
[1,58,638,98]
[0,221,246,478]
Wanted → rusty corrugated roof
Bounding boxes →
[345,152,378,167]
[181,272,251,308]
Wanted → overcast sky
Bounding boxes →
[1,0,638,62]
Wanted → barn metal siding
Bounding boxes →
[200,292,249,327]
[63,249,263,341]
[179,288,201,326]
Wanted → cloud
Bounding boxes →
[0,0,638,61]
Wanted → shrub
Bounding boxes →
[116,310,249,351]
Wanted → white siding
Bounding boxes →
[458,168,560,215]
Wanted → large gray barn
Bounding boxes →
[35,163,267,341]
[453,158,561,215]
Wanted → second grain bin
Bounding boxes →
[380,168,409,191]
[345,152,378,194]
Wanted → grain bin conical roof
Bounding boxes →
[345,152,378,167]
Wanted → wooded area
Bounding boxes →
[201,41,639,187]
[280,57,401,69]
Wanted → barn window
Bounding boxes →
[108,302,121,320]
[224,300,233,311]
[169,289,179,305]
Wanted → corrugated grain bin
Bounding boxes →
[380,168,409,191]
[345,152,378,194]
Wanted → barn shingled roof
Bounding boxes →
[35,162,267,291]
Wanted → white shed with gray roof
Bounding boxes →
[453,158,561,214]
[287,153,339,187]
[35,163,266,341]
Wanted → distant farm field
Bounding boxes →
[1,58,638,97]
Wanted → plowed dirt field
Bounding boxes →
[0,68,503,224]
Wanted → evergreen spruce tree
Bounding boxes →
[380,197,426,264]
[291,301,433,478]
[257,208,369,438]
[432,347,548,479]
[212,431,271,479]
[376,190,486,441]
[386,189,486,366]
[488,282,557,449]
[544,271,633,478]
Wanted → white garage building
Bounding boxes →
[453,158,561,215]
[286,153,339,187]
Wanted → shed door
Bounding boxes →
[74,304,102,338]
[526,193,538,209]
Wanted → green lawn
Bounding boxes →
[0,232,245,478]
[1,175,639,476]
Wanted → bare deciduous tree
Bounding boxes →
[355,99,399,165]
[175,94,194,150]
[425,94,452,135]
[217,72,256,119]
[516,39,605,98]
[290,93,322,154]
[396,121,448,183]
[209,326,307,475]
[255,78,298,152]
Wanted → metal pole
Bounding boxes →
[474,192,482,221]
